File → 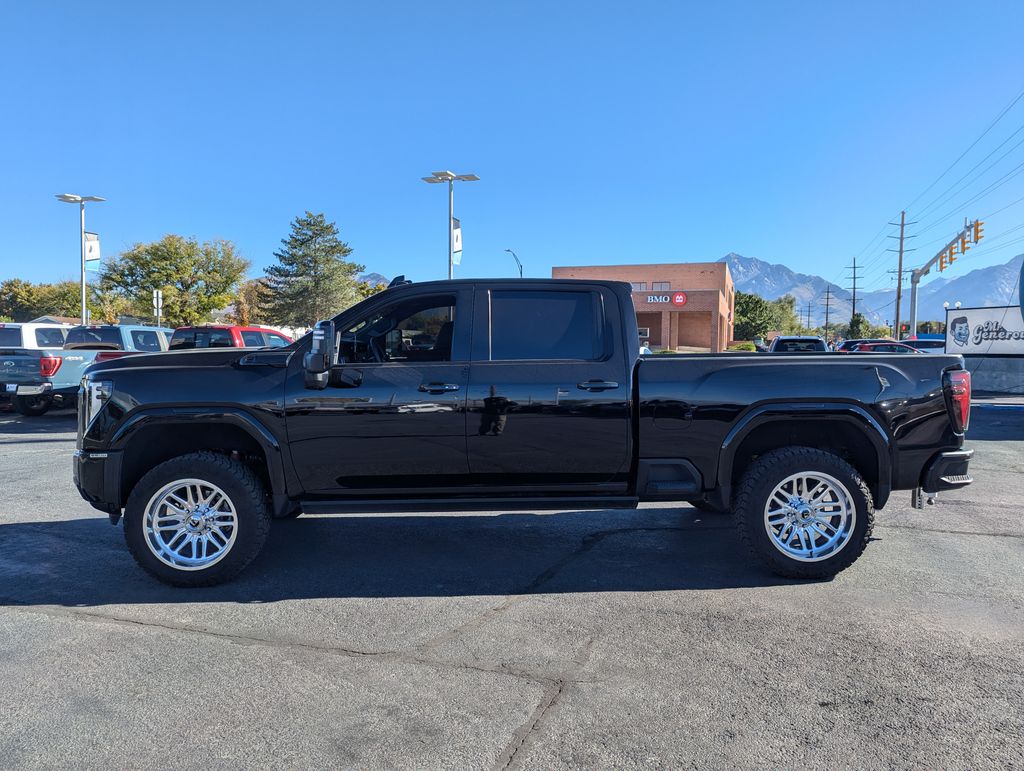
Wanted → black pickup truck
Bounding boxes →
[73,278,973,586]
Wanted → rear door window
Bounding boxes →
[131,330,163,351]
[169,329,195,350]
[265,333,290,347]
[240,331,265,347]
[0,327,22,346]
[488,290,604,361]
[35,328,67,347]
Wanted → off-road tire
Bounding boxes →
[734,446,874,579]
[123,451,272,587]
[13,394,52,417]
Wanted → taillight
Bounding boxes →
[39,356,62,377]
[94,351,134,362]
[946,369,971,433]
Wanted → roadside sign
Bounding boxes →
[152,289,163,314]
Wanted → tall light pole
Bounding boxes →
[56,193,105,324]
[505,248,523,278]
[421,171,478,279]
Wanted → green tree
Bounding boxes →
[734,291,777,340]
[0,279,81,321]
[770,294,802,334]
[848,313,869,339]
[356,279,388,300]
[100,235,249,327]
[265,212,364,326]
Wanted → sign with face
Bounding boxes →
[944,306,1024,354]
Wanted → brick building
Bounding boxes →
[551,262,735,352]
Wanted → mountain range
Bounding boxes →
[719,252,1024,327]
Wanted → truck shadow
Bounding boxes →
[0,408,77,435]
[0,508,814,607]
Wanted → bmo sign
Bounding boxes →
[647,292,687,306]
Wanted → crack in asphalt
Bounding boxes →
[413,526,696,655]
[877,524,1023,539]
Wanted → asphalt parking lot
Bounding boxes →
[0,403,1021,768]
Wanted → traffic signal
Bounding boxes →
[960,234,970,254]
[939,252,948,271]
[973,220,985,242]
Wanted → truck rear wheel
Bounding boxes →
[123,451,272,587]
[733,446,874,579]
[13,394,52,417]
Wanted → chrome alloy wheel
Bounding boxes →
[763,472,856,562]
[143,479,238,570]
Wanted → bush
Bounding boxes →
[728,342,757,351]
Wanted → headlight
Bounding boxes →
[80,377,113,430]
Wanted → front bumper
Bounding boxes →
[73,449,123,518]
[921,448,973,493]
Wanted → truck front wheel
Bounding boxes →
[123,451,272,587]
[733,447,874,579]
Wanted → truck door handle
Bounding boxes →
[419,382,460,393]
[577,379,619,391]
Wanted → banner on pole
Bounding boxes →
[451,217,462,266]
[84,231,101,271]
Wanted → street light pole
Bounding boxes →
[421,171,479,280]
[56,193,105,324]
[505,248,523,278]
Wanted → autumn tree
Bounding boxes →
[228,279,273,326]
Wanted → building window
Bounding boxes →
[631,282,647,291]
[637,327,650,339]
[652,282,670,291]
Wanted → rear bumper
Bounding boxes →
[921,449,973,493]
[73,449,122,516]
[1,381,52,397]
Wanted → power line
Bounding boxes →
[904,84,1024,211]
[914,159,1024,237]
[982,192,1024,220]
[911,127,1024,222]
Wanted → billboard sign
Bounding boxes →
[945,306,1024,355]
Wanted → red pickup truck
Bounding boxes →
[169,325,293,350]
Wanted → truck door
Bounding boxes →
[284,287,472,494]
[466,285,632,490]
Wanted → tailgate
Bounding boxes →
[0,348,42,384]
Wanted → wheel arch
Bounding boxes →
[716,403,893,510]
[110,408,291,515]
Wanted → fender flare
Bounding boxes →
[109,407,291,512]
[715,402,893,509]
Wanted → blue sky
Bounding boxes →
[1,0,1022,296]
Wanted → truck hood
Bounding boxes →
[85,347,293,375]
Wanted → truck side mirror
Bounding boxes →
[303,319,336,390]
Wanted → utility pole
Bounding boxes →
[804,303,812,330]
[846,257,863,319]
[887,210,917,339]
[822,286,833,340]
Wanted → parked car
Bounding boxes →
[169,325,293,350]
[0,348,64,415]
[25,325,176,416]
[0,322,70,350]
[835,338,889,352]
[850,342,921,354]
[768,336,828,352]
[73,278,974,587]
[905,338,947,352]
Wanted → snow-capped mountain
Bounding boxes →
[720,252,1023,326]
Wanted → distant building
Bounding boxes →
[551,262,735,352]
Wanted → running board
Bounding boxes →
[301,496,640,514]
